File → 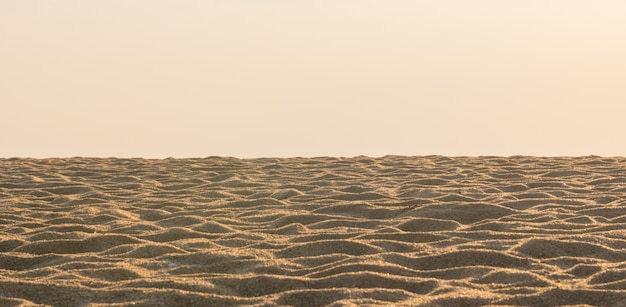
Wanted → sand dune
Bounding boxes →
[2,156,626,306]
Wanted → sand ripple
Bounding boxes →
[2,156,626,306]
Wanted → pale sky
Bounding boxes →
[1,1,625,158]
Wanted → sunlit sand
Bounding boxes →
[2,156,626,306]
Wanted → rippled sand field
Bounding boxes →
[2,156,626,306]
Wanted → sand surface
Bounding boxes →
[2,156,626,306]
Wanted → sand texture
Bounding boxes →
[2,156,626,306]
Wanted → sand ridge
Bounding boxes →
[1,156,626,306]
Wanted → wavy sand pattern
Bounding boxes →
[2,156,626,306]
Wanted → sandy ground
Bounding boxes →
[1,156,626,306]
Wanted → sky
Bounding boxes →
[1,1,625,158]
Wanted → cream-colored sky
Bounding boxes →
[1,1,625,158]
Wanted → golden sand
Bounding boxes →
[1,156,626,306]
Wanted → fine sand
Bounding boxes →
[2,156,626,306]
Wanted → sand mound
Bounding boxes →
[2,156,626,306]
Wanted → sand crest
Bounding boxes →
[2,156,626,306]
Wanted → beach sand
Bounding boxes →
[2,156,626,306]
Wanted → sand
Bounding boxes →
[1,156,626,306]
